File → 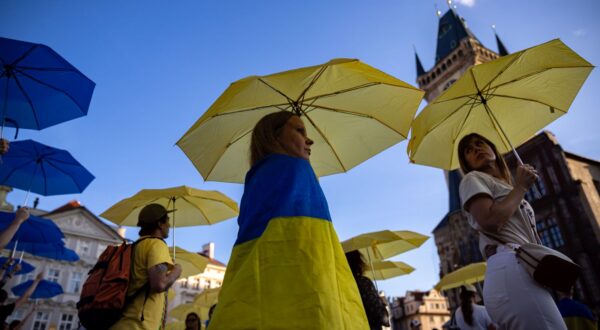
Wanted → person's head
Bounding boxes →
[185,312,200,330]
[458,133,511,183]
[459,285,477,326]
[345,250,367,277]
[0,290,7,304]
[410,319,421,329]
[250,111,314,166]
[8,320,20,330]
[208,303,217,320]
[137,203,173,238]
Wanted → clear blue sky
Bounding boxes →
[2,0,599,298]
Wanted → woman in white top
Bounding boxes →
[455,285,495,330]
[457,133,566,330]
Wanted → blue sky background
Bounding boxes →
[1,0,599,297]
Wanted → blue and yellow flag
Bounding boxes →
[210,154,369,329]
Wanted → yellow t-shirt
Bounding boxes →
[110,236,173,330]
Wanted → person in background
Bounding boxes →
[110,203,182,330]
[0,208,30,251]
[0,258,21,289]
[454,284,496,330]
[8,305,36,330]
[184,312,200,330]
[0,139,8,155]
[458,133,566,330]
[345,250,389,330]
[556,289,598,330]
[0,272,43,325]
[205,303,216,329]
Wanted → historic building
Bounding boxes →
[169,242,226,308]
[4,200,124,330]
[423,7,600,314]
[390,289,450,330]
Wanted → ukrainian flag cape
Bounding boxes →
[210,154,369,329]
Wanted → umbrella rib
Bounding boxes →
[422,97,474,136]
[479,51,524,92]
[10,45,39,66]
[490,94,568,114]
[302,82,395,103]
[449,98,479,168]
[211,102,292,117]
[298,108,346,172]
[44,158,86,192]
[296,65,329,103]
[12,75,42,129]
[256,78,294,104]
[181,196,213,225]
[486,66,592,90]
[14,68,87,112]
[14,66,80,73]
[308,104,408,139]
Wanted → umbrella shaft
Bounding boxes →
[482,102,524,165]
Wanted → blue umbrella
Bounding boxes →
[5,242,79,262]
[0,211,64,244]
[0,256,34,275]
[11,279,63,299]
[0,37,95,137]
[0,140,94,199]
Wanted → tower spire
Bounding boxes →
[414,45,426,77]
[492,25,509,56]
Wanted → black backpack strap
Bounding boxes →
[127,237,166,322]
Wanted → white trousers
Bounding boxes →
[483,247,567,330]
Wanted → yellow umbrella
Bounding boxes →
[408,39,594,169]
[434,262,487,291]
[364,260,415,280]
[100,186,239,259]
[171,303,210,323]
[165,321,186,330]
[177,58,424,183]
[341,230,429,260]
[193,287,220,308]
[169,246,209,278]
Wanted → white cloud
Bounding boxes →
[573,29,587,37]
[454,0,476,7]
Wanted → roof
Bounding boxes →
[494,31,509,56]
[44,200,123,240]
[564,151,600,168]
[435,9,480,63]
[415,50,426,77]
[198,252,227,267]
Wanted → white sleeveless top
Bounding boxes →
[459,171,539,256]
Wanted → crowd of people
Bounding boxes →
[2,112,598,329]
[103,112,597,329]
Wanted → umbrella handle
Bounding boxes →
[172,198,176,262]
[482,98,524,166]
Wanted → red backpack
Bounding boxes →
[77,237,159,329]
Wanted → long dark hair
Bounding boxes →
[460,287,475,326]
[457,133,512,184]
[345,250,367,277]
[250,111,295,166]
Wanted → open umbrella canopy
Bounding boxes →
[341,230,429,260]
[0,139,94,196]
[6,241,79,262]
[177,58,424,183]
[169,246,209,278]
[193,287,220,308]
[100,186,239,227]
[408,39,594,169]
[0,211,64,244]
[434,262,487,291]
[0,37,95,132]
[0,256,34,275]
[364,260,415,281]
[11,279,64,299]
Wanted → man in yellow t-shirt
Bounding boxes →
[111,204,182,330]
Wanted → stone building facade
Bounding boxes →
[4,201,124,330]
[390,289,450,330]
[169,242,226,309]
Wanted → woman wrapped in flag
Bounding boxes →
[209,111,369,329]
